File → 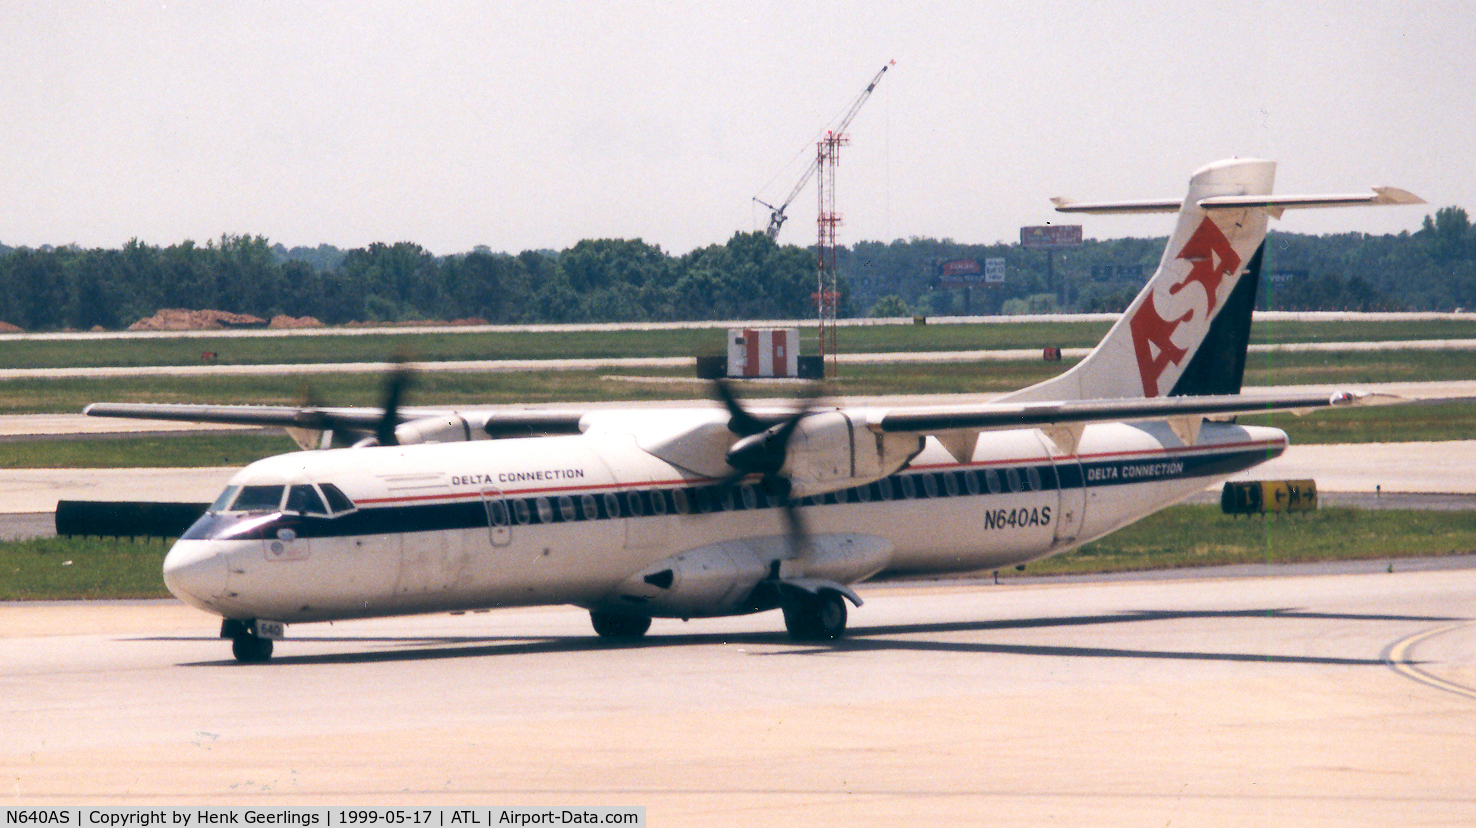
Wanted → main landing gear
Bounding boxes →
[222,619,274,663]
[587,588,850,643]
[590,611,652,640]
[782,589,847,642]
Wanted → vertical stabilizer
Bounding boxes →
[1004,158,1276,402]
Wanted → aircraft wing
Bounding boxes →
[869,390,1397,434]
[85,402,392,431]
[866,390,1409,459]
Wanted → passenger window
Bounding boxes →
[321,483,355,514]
[900,476,916,499]
[286,485,329,516]
[580,494,598,520]
[626,492,644,517]
[535,498,553,523]
[985,469,1001,494]
[922,474,938,498]
[740,485,758,510]
[603,493,621,518]
[1026,467,1042,492]
[233,485,285,512]
[671,489,690,515]
[513,499,531,525]
[965,471,980,495]
[1006,468,1021,493]
[558,496,576,522]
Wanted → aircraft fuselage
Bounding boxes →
[163,418,1286,626]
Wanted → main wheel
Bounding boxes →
[590,611,652,640]
[231,634,274,663]
[782,590,847,641]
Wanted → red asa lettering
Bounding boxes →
[1128,218,1242,395]
[1173,217,1241,315]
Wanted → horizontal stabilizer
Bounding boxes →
[1053,186,1424,216]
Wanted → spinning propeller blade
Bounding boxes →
[374,360,415,447]
[710,379,824,557]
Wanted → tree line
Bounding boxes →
[0,232,819,332]
[1,207,1473,332]
[847,206,1476,317]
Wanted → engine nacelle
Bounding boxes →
[600,533,894,618]
[394,415,478,445]
[781,411,922,499]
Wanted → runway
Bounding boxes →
[2,569,1473,823]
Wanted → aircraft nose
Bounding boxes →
[162,540,228,611]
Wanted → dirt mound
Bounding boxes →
[0,321,23,333]
[128,309,269,331]
[268,315,324,329]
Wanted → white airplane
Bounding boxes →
[88,158,1427,662]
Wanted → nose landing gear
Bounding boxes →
[221,619,277,663]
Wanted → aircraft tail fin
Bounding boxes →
[1002,158,1423,402]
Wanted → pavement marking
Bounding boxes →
[1383,621,1476,700]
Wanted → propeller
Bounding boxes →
[712,379,822,557]
[373,360,415,447]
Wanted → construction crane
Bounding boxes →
[754,60,894,241]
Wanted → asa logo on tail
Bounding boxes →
[1127,217,1242,395]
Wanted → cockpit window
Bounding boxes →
[208,485,241,513]
[286,484,329,516]
[320,483,355,514]
[232,485,286,512]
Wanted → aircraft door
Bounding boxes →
[1038,432,1086,545]
[481,486,512,547]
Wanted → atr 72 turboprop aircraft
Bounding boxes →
[88,158,1426,662]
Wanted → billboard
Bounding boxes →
[937,258,1006,287]
[1020,225,1083,249]
[939,259,981,279]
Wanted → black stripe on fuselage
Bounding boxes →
[183,443,1280,542]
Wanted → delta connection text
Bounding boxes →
[5,810,643,828]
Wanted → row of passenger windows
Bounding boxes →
[486,465,1051,527]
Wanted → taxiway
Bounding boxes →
[1,569,1472,824]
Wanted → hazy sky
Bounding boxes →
[2,1,1472,255]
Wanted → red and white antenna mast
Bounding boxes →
[815,130,848,376]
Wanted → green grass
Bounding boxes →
[10,317,1476,370]
[10,349,1475,416]
[1244,401,1476,444]
[0,367,711,414]
[0,434,295,469]
[7,505,1474,600]
[1243,349,1476,386]
[0,351,1472,469]
[0,536,170,599]
[1005,505,1476,577]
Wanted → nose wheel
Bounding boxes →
[231,633,274,663]
[222,619,275,663]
